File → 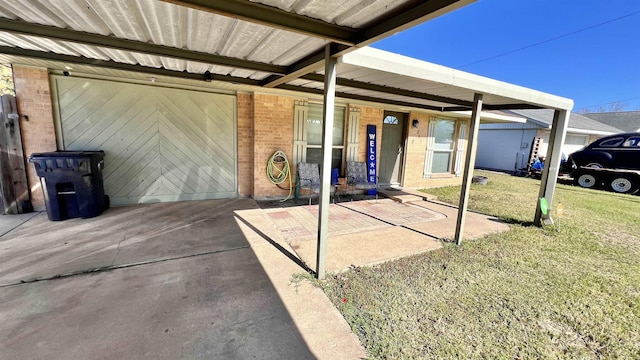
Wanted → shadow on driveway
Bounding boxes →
[0,199,315,359]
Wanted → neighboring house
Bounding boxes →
[582,111,640,133]
[476,109,621,172]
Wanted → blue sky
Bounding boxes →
[372,0,640,113]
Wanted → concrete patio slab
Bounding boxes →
[290,226,442,272]
[338,198,445,225]
[409,200,510,240]
[261,203,390,242]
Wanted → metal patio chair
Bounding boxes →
[346,161,377,201]
[297,162,339,205]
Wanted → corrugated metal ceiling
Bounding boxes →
[0,0,573,111]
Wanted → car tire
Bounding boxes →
[574,172,597,189]
[609,176,638,194]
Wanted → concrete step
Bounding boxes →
[378,189,438,203]
[388,194,423,203]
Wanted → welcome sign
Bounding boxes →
[367,125,377,184]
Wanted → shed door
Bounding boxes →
[53,76,236,205]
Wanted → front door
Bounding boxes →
[379,111,407,186]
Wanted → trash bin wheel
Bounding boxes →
[104,195,110,210]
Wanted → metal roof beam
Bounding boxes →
[260,0,474,88]
[361,0,475,46]
[161,0,359,45]
[0,18,287,75]
[484,103,543,110]
[443,103,544,112]
[277,84,444,111]
[0,46,262,85]
[0,46,443,111]
[261,43,349,88]
[301,73,473,107]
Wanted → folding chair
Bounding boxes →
[346,161,377,201]
[297,162,339,205]
[297,162,320,205]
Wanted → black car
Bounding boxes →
[565,132,640,171]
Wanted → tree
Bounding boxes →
[577,101,628,114]
[0,65,15,96]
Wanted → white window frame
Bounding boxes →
[302,102,348,173]
[424,117,465,177]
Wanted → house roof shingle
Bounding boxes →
[506,109,622,135]
[582,111,640,133]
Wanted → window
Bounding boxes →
[623,136,640,147]
[599,137,624,147]
[383,115,398,124]
[424,118,466,178]
[431,119,455,173]
[305,103,346,172]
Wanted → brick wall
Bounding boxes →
[237,93,253,197]
[402,111,464,189]
[356,106,383,163]
[13,65,57,210]
[252,93,296,199]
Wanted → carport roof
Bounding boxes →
[0,0,572,112]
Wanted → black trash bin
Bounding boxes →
[29,151,108,221]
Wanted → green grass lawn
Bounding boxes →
[320,170,640,359]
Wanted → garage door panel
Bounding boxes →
[106,133,161,197]
[56,76,237,205]
[157,99,234,160]
[57,81,116,128]
[160,87,234,121]
[159,115,235,174]
[194,94,235,121]
[159,116,235,175]
[75,94,157,151]
[102,124,159,185]
[159,176,184,195]
[62,86,146,147]
[121,156,163,197]
[159,132,234,192]
[98,111,158,174]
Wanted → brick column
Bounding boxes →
[13,65,57,210]
[252,93,295,199]
[237,92,254,197]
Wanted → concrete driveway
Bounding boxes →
[0,195,508,359]
[0,199,364,360]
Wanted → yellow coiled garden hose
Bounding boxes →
[266,150,292,201]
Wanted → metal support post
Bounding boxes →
[454,93,483,245]
[316,45,337,280]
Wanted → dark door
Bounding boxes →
[379,111,407,186]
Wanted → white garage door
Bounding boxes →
[539,133,588,157]
[53,76,237,205]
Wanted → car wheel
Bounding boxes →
[575,172,597,189]
[609,176,638,194]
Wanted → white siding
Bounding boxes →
[476,129,537,171]
[539,132,589,157]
